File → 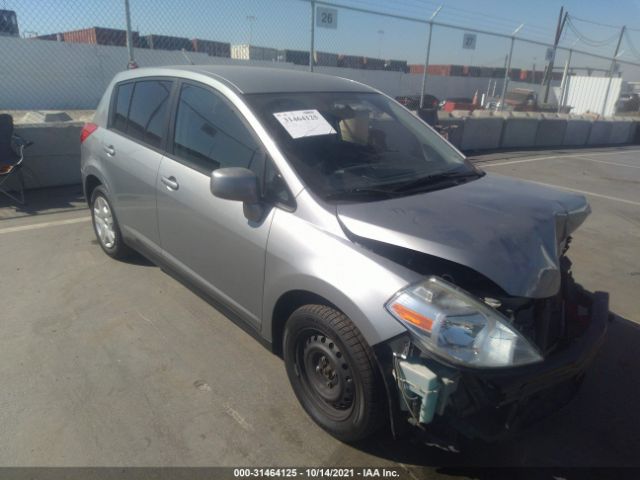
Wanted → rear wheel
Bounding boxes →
[283,304,385,442]
[90,186,132,260]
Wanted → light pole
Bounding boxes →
[246,15,256,45]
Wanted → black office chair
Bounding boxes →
[0,114,32,205]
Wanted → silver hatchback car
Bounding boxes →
[81,66,608,445]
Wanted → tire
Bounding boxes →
[90,186,132,260]
[283,304,385,442]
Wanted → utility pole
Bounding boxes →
[124,0,137,69]
[601,25,626,116]
[543,7,567,103]
[419,5,442,109]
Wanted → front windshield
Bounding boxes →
[246,91,477,201]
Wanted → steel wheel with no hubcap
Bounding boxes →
[297,330,355,421]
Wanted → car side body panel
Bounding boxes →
[261,190,420,347]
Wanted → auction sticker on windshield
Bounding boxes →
[273,109,337,139]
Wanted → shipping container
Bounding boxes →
[60,27,140,47]
[144,34,192,51]
[468,66,481,77]
[337,54,363,69]
[363,57,386,70]
[191,39,231,58]
[508,68,521,81]
[384,59,408,72]
[313,51,338,67]
[231,44,278,61]
[450,65,464,76]
[409,64,424,74]
[34,33,62,42]
[426,64,449,76]
[278,49,310,65]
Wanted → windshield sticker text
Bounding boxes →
[273,109,337,139]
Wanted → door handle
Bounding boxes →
[104,145,115,156]
[161,176,179,191]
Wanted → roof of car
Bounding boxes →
[117,65,376,95]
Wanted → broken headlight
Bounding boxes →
[386,277,543,368]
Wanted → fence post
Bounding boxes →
[124,0,137,69]
[498,25,522,111]
[601,25,625,117]
[499,37,515,111]
[309,0,315,72]
[419,6,441,109]
[419,24,433,108]
[558,48,572,113]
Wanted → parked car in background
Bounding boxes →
[81,66,608,447]
[616,92,640,113]
[395,94,439,110]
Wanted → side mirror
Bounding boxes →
[210,167,264,222]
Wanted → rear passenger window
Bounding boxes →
[173,84,259,173]
[126,80,173,148]
[112,82,133,133]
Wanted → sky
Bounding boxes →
[5,0,640,79]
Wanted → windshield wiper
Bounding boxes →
[390,169,483,193]
[323,187,402,200]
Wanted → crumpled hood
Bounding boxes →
[337,173,590,298]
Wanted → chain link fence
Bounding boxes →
[1,0,640,116]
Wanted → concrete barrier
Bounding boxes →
[3,111,638,196]
[632,121,640,144]
[562,114,592,146]
[14,122,83,189]
[609,118,634,144]
[587,119,613,145]
[436,112,464,150]
[535,113,567,147]
[500,112,540,149]
[461,110,504,151]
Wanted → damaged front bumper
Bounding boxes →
[376,286,610,443]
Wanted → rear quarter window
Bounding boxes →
[126,80,173,148]
[112,82,133,133]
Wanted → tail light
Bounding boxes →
[80,123,98,143]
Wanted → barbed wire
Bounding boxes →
[566,16,621,47]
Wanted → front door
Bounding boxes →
[156,82,273,327]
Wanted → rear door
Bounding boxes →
[156,81,273,327]
[103,78,174,251]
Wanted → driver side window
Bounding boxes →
[172,84,259,174]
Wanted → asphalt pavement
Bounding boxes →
[0,146,639,476]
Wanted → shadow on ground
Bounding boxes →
[0,184,86,220]
[355,313,640,474]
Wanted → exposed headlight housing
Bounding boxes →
[386,277,543,368]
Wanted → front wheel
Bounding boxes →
[283,304,385,442]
